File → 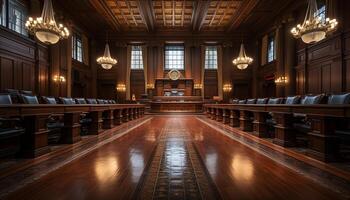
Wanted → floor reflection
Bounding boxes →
[230,154,254,184]
[94,156,119,186]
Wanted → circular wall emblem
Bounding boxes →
[168,69,181,80]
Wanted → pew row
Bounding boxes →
[0,104,145,158]
[204,104,350,162]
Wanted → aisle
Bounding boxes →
[6,116,343,200]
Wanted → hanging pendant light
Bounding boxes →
[97,43,117,70]
[26,0,69,44]
[232,43,253,70]
[291,0,338,44]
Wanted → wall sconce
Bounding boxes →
[146,83,155,89]
[116,84,126,92]
[53,75,66,83]
[194,84,202,89]
[223,84,232,93]
[275,76,288,85]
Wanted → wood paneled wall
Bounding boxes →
[0,1,94,99]
[94,39,252,102]
[0,27,48,95]
[253,0,350,98]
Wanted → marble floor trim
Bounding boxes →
[0,117,153,199]
[196,116,350,199]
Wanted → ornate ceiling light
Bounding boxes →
[232,43,253,70]
[291,0,338,44]
[26,0,69,44]
[97,43,117,70]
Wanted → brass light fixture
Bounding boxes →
[53,75,66,83]
[291,0,338,44]
[116,84,126,92]
[275,76,288,85]
[223,84,232,92]
[26,0,69,44]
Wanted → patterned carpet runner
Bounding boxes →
[136,129,220,200]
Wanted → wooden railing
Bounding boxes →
[203,104,350,162]
[0,104,145,158]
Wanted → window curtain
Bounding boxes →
[217,45,223,100]
[200,45,205,99]
[126,45,132,100]
[261,35,268,66]
[142,45,148,94]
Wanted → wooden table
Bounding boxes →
[204,104,350,162]
[0,104,145,158]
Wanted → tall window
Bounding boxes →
[315,1,326,23]
[8,0,27,35]
[131,46,143,69]
[267,35,275,63]
[72,33,83,62]
[0,0,6,26]
[165,45,184,70]
[205,46,217,69]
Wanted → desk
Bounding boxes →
[0,104,145,157]
[150,101,203,113]
[204,104,350,162]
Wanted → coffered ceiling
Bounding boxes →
[56,0,297,37]
[88,0,259,32]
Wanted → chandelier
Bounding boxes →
[97,43,117,70]
[232,43,253,70]
[291,0,338,44]
[25,0,69,44]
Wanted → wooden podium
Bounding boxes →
[150,96,203,113]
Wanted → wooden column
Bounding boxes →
[273,113,295,147]
[129,108,134,121]
[21,115,51,157]
[61,112,82,144]
[103,110,114,129]
[307,116,339,162]
[211,108,216,120]
[222,109,230,124]
[113,109,123,125]
[216,108,223,122]
[253,112,269,138]
[229,110,240,127]
[134,108,139,119]
[239,110,253,131]
[88,111,103,134]
[123,108,129,122]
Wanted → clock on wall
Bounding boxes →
[168,69,181,80]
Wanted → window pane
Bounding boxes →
[165,45,184,70]
[131,46,144,70]
[205,46,218,69]
[0,0,6,26]
[72,33,83,62]
[8,0,27,36]
[267,36,275,63]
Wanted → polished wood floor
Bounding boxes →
[6,116,344,200]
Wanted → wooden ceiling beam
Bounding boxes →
[172,0,175,27]
[226,0,260,32]
[125,0,138,26]
[181,0,185,27]
[137,0,155,31]
[192,0,211,31]
[162,1,166,26]
[209,0,221,27]
[115,1,129,26]
[89,0,121,31]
